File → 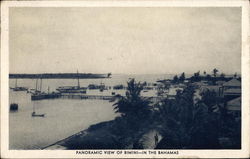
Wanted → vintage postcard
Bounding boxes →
[1,0,249,158]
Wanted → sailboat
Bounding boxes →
[11,78,28,91]
[31,78,45,100]
[56,70,87,93]
[31,102,45,117]
[99,81,106,92]
[28,79,41,94]
[31,78,61,100]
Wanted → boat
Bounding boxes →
[10,103,18,111]
[11,79,28,91]
[56,70,87,93]
[27,88,41,94]
[31,101,45,117]
[31,79,61,100]
[31,92,61,100]
[28,79,41,94]
[107,73,112,78]
[99,82,105,92]
[56,86,87,93]
[31,110,45,117]
[32,112,45,117]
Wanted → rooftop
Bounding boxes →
[223,79,241,87]
[226,97,241,111]
[224,88,241,94]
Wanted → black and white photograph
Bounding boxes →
[1,0,249,158]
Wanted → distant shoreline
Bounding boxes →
[9,73,111,79]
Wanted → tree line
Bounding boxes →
[171,69,239,84]
[111,78,240,149]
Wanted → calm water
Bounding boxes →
[9,74,173,149]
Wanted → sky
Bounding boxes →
[9,7,241,75]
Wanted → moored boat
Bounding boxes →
[56,70,87,94]
[56,86,87,93]
[10,103,18,111]
[31,112,45,117]
[11,79,28,91]
[12,87,28,91]
[31,92,61,100]
[31,102,45,117]
[31,79,61,100]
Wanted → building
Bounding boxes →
[167,87,183,99]
[226,97,241,119]
[216,80,226,86]
[220,78,241,102]
[200,85,221,97]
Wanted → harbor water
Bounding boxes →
[9,74,173,149]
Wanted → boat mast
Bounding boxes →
[15,78,17,88]
[77,70,80,88]
[33,102,35,113]
[40,78,43,92]
[35,79,38,91]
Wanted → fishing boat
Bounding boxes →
[56,70,87,93]
[11,79,28,91]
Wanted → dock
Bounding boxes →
[31,93,160,102]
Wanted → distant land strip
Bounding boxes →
[9,73,112,79]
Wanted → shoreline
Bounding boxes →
[42,128,88,150]
[42,120,115,150]
[43,119,162,150]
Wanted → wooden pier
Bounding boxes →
[31,93,160,102]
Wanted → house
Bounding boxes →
[192,81,208,88]
[167,87,183,99]
[223,78,241,89]
[226,97,241,118]
[220,78,241,102]
[200,85,221,97]
[216,80,225,86]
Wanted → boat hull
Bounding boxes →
[31,112,45,117]
[11,87,28,91]
[31,93,61,100]
[56,87,87,93]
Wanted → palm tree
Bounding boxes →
[156,86,221,149]
[212,68,219,77]
[179,72,185,82]
[203,71,207,75]
[113,79,151,120]
[172,75,179,83]
[156,85,195,149]
[234,72,237,78]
